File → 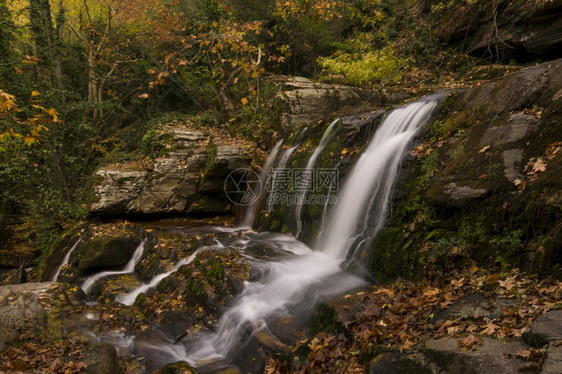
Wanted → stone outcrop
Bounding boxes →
[90,128,251,216]
[423,59,562,207]
[436,0,562,60]
[277,76,410,130]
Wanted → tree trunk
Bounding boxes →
[29,0,57,88]
[54,0,65,88]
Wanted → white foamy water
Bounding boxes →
[178,99,439,365]
[240,140,284,228]
[81,238,147,293]
[295,118,340,238]
[268,128,308,212]
[90,98,440,369]
[316,100,437,259]
[183,244,363,365]
[117,242,223,306]
[50,237,82,281]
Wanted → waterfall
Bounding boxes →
[240,140,283,228]
[81,238,147,294]
[50,237,82,281]
[178,98,440,366]
[315,100,437,259]
[268,128,308,212]
[294,118,340,238]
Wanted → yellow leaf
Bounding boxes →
[24,136,37,146]
[31,91,40,97]
[46,108,58,122]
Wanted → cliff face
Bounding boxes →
[371,58,562,282]
[435,0,562,60]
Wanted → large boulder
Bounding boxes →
[0,282,52,352]
[90,129,251,216]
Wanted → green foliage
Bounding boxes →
[318,44,409,86]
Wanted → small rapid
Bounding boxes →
[50,237,82,281]
[294,118,340,238]
[81,238,147,294]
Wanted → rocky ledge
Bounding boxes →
[89,128,251,216]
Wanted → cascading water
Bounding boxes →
[294,118,340,238]
[81,238,147,293]
[268,127,308,212]
[76,96,441,371]
[50,237,82,281]
[117,241,223,306]
[315,99,438,259]
[176,98,441,367]
[240,140,284,228]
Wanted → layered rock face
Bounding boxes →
[89,129,251,216]
[436,0,562,59]
[277,76,410,130]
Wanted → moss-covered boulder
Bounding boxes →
[369,58,562,281]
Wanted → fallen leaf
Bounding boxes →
[459,335,483,351]
[479,145,490,155]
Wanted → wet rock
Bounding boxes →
[156,311,196,342]
[80,234,141,272]
[0,266,27,286]
[524,310,562,347]
[422,336,533,373]
[160,362,199,374]
[84,343,122,374]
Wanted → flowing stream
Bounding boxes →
[268,127,308,212]
[181,98,440,366]
[76,97,441,371]
[81,238,147,293]
[117,241,224,306]
[316,99,438,259]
